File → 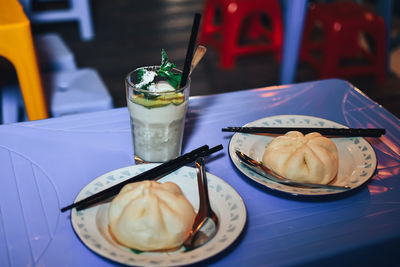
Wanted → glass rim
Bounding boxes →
[125,65,190,95]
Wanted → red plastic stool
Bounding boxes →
[199,0,283,69]
[300,1,386,84]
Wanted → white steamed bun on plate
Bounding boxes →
[108,180,196,251]
[262,131,339,184]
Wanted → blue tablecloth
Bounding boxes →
[1,79,399,266]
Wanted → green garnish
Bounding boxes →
[160,49,175,71]
[133,49,184,106]
[136,69,152,90]
[129,248,143,254]
[157,49,182,89]
[136,49,182,91]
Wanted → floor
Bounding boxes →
[5,0,400,118]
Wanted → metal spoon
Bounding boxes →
[183,157,219,251]
[235,150,351,190]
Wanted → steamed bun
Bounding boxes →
[108,180,195,251]
[262,131,339,184]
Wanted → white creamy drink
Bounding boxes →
[125,51,190,163]
[127,96,188,162]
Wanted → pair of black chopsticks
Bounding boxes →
[61,144,223,212]
[222,127,385,137]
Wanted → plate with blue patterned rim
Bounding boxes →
[71,164,246,266]
[229,115,377,196]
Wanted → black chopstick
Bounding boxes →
[222,127,385,137]
[61,144,208,212]
[61,144,223,212]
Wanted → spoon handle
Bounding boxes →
[190,45,207,75]
[235,150,350,190]
[183,158,219,250]
[183,158,208,248]
[198,157,213,218]
[193,158,208,226]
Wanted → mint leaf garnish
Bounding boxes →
[160,49,175,70]
[137,68,145,82]
[129,248,143,254]
[168,72,181,89]
[157,49,182,89]
[136,69,152,90]
[135,49,182,95]
[158,71,181,90]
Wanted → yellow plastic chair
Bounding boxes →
[0,0,48,121]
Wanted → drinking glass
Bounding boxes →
[125,66,190,163]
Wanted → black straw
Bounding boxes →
[179,13,201,89]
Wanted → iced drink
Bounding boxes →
[125,52,190,163]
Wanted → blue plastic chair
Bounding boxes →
[1,85,22,124]
[1,33,112,124]
[1,33,76,124]
[20,0,94,41]
[34,33,77,72]
[47,68,113,117]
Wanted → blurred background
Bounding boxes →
[1,0,400,121]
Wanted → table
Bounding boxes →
[1,79,400,266]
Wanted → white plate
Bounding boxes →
[229,115,377,196]
[71,164,246,266]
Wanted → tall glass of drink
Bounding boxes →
[125,65,190,163]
